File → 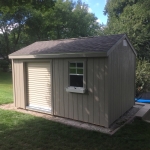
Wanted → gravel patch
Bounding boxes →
[0,103,143,135]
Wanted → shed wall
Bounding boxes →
[108,39,135,125]
[53,58,109,127]
[12,60,26,108]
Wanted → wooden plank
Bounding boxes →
[111,52,115,124]
[55,60,60,115]
[18,61,22,108]
[115,50,120,122]
[53,60,56,115]
[123,47,128,113]
[104,58,109,127]
[99,58,105,126]
[20,62,25,109]
[115,48,121,120]
[93,58,100,125]
[50,60,54,115]
[59,59,64,117]
[23,63,27,108]
[78,94,83,121]
[83,94,89,122]
[16,61,19,107]
[26,63,29,107]
[12,60,16,107]
[88,58,94,124]
[68,93,73,119]
[64,60,69,118]
[73,93,78,120]
[83,58,89,122]
[107,57,111,125]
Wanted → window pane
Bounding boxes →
[77,63,83,67]
[77,69,83,74]
[70,75,83,87]
[70,63,76,68]
[70,68,76,74]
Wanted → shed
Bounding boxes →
[9,34,137,127]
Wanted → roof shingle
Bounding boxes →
[9,34,125,56]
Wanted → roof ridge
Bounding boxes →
[35,34,125,43]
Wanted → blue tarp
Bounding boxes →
[135,92,150,103]
[135,98,150,103]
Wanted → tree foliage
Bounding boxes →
[0,0,102,62]
[136,58,150,95]
[0,0,56,61]
[104,0,150,59]
[26,0,100,40]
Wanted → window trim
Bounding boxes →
[66,59,87,93]
[69,62,84,87]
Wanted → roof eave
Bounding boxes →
[9,52,108,59]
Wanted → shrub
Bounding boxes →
[136,58,150,96]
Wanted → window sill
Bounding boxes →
[66,87,86,93]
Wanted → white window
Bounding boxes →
[66,61,86,93]
[69,62,84,87]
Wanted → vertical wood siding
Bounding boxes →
[108,40,135,125]
[53,58,108,126]
[13,60,26,108]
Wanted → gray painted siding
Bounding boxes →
[53,58,108,126]
[12,60,26,108]
[108,39,135,125]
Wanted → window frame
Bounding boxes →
[66,59,87,93]
[69,62,84,87]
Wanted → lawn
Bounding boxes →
[0,109,150,150]
[1,69,150,149]
[0,70,13,104]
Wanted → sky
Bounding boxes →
[74,0,108,24]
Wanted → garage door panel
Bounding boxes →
[29,101,51,106]
[27,62,51,113]
[28,101,51,106]
[28,76,51,79]
[28,85,51,89]
[28,80,51,84]
[28,94,50,99]
[28,72,50,75]
[28,88,51,93]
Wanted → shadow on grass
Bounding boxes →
[0,109,150,150]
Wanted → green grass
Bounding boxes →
[0,109,150,150]
[0,70,13,104]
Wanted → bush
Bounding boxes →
[136,58,150,96]
[0,59,9,72]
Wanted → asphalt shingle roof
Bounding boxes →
[9,34,125,56]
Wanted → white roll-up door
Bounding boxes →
[27,62,51,113]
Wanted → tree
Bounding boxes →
[0,0,55,61]
[104,0,150,59]
[26,0,102,40]
[70,0,100,37]
[0,6,30,61]
[0,0,103,64]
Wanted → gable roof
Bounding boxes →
[9,34,136,59]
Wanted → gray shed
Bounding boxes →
[9,34,137,127]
